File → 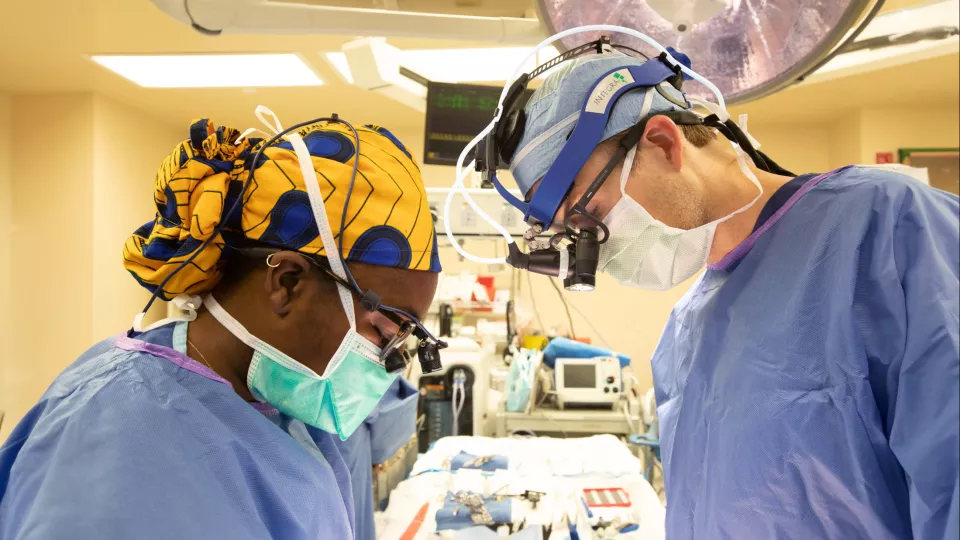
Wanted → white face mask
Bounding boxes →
[597,140,763,290]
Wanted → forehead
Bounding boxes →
[359,265,438,319]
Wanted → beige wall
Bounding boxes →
[5,95,96,441]
[91,96,180,342]
[859,105,960,164]
[748,123,833,175]
[0,94,179,441]
[735,103,960,173]
[828,110,864,169]
[0,94,12,436]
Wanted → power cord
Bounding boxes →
[548,277,576,340]
[526,272,546,334]
[451,369,467,436]
[566,300,611,349]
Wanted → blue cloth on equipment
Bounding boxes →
[652,167,960,539]
[0,325,355,540]
[435,492,512,531]
[450,451,509,472]
[506,350,536,412]
[336,376,418,540]
[543,337,630,368]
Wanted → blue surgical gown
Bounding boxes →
[337,376,419,540]
[652,166,959,539]
[0,324,356,539]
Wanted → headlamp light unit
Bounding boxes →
[475,35,792,292]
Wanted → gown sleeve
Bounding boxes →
[0,358,263,540]
[368,376,419,465]
[883,186,960,539]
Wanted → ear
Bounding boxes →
[262,251,313,317]
[642,115,684,171]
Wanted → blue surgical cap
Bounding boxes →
[508,52,689,197]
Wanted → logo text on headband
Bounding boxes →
[585,69,636,114]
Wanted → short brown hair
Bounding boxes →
[679,124,716,148]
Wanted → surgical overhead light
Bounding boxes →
[535,0,886,104]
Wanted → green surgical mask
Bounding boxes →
[204,295,397,440]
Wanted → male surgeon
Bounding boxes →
[505,51,959,538]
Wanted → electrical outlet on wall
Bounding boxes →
[501,205,518,228]
[460,205,477,228]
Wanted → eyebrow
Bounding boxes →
[382,305,425,325]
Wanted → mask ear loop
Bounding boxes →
[619,88,655,197]
[619,145,638,196]
[250,106,357,331]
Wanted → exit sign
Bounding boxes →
[876,152,895,164]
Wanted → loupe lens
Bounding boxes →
[384,349,409,374]
[418,342,443,374]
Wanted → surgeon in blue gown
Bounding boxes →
[505,52,959,539]
[0,118,440,539]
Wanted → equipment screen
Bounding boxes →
[423,82,532,166]
[563,364,597,389]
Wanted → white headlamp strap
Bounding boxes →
[737,113,761,150]
[688,98,762,154]
[683,100,764,216]
[688,97,729,123]
[251,106,356,330]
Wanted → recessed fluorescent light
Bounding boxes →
[91,54,324,88]
[396,46,560,83]
[324,46,559,85]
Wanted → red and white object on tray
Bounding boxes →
[582,487,632,508]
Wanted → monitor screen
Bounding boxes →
[423,82,533,166]
[563,364,597,389]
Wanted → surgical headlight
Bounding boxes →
[443,25,793,292]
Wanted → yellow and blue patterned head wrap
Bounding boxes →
[124,118,440,301]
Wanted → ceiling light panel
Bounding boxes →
[91,54,324,88]
[325,46,559,85]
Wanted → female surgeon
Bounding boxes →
[0,115,443,539]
